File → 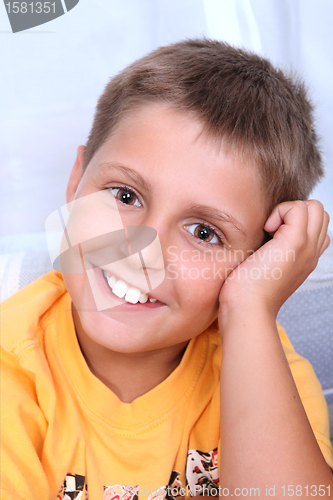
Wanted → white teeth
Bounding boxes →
[107,275,117,288]
[103,271,159,304]
[125,287,142,304]
[111,280,128,298]
[139,294,149,303]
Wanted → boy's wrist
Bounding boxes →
[218,297,277,337]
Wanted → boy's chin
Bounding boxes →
[70,291,168,354]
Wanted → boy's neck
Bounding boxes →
[72,306,188,404]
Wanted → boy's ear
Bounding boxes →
[66,145,85,204]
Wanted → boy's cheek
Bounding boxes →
[62,271,91,314]
[165,257,240,287]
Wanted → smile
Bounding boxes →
[101,269,158,304]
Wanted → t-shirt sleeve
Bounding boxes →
[0,347,51,500]
[277,322,333,470]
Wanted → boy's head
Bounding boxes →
[84,38,323,217]
[65,103,267,355]
[62,39,323,356]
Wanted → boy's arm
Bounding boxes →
[217,200,333,497]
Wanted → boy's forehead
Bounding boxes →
[89,103,260,175]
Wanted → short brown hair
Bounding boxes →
[83,38,323,215]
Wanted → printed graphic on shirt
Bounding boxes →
[57,473,87,499]
[103,484,167,500]
[57,448,219,500]
[103,484,139,500]
[165,470,183,500]
[146,487,168,500]
[103,470,183,500]
[186,448,219,496]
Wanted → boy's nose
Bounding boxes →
[119,226,165,271]
[118,226,165,292]
[140,235,165,271]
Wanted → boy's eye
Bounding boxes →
[110,187,141,207]
[185,223,223,245]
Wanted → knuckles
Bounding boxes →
[306,199,325,215]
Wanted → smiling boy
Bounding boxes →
[1,39,333,500]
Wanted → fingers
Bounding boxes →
[305,200,324,247]
[264,200,330,258]
[306,200,331,257]
[318,209,330,255]
[264,200,309,246]
[319,234,330,257]
[263,201,307,234]
[263,205,285,235]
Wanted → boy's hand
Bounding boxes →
[217,200,333,490]
[219,200,330,318]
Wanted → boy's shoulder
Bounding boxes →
[0,270,66,354]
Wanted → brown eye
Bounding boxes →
[194,225,214,242]
[185,223,222,245]
[110,187,141,207]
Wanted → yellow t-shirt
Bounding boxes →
[1,271,332,500]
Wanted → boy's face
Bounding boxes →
[64,104,267,354]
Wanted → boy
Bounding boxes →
[1,39,333,500]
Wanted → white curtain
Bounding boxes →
[0,0,332,237]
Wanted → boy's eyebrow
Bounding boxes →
[99,162,245,236]
[188,204,246,236]
[99,162,152,193]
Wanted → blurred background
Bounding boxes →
[1,0,333,250]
